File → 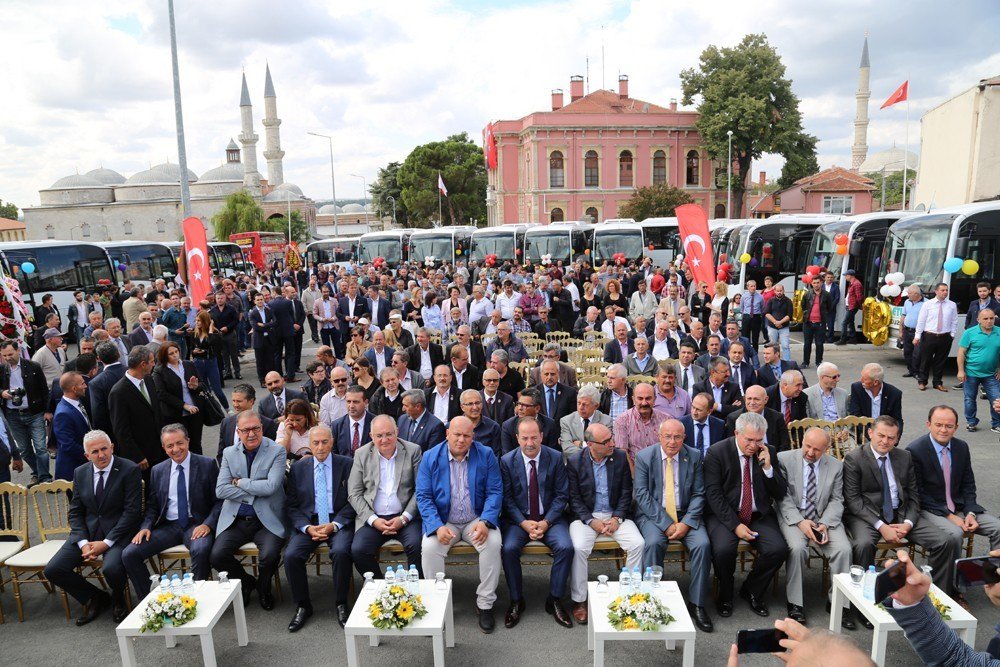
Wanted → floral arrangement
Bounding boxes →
[373,257,386,270]
[540,253,552,266]
[139,591,198,633]
[0,277,30,345]
[612,252,626,266]
[607,592,674,631]
[367,584,428,630]
[285,243,302,271]
[484,253,498,268]
[929,591,952,620]
[425,256,437,267]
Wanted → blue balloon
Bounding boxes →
[749,258,759,267]
[943,257,963,273]
[20,262,35,274]
[874,257,880,267]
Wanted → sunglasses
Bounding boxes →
[333,378,348,384]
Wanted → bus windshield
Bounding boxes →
[4,245,115,293]
[471,232,516,262]
[359,238,403,264]
[594,230,644,262]
[410,236,453,261]
[525,231,570,262]
[806,221,851,277]
[883,216,955,290]
[108,245,177,282]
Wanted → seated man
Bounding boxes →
[559,385,613,461]
[43,430,142,625]
[804,362,848,421]
[680,392,726,458]
[416,416,503,633]
[692,356,743,419]
[348,415,424,579]
[848,362,904,434]
[565,422,644,625]
[634,419,713,632]
[122,423,221,597]
[725,384,791,452]
[284,425,356,631]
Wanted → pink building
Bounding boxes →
[771,167,875,216]
[484,75,727,225]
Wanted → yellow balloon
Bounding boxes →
[739,253,751,264]
[962,259,979,275]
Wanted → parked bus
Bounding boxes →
[230,231,285,271]
[593,219,642,264]
[305,237,361,270]
[523,221,594,265]
[101,241,178,285]
[0,241,116,318]
[209,242,250,277]
[471,224,534,265]
[723,216,832,296]
[358,230,413,267]
[408,226,476,266]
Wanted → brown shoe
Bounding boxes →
[935,385,949,392]
[572,601,588,624]
[918,383,927,391]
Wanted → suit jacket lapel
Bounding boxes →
[393,442,405,489]
[677,451,689,509]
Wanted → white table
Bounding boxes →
[829,572,977,666]
[344,579,455,667]
[587,580,696,667]
[115,580,249,667]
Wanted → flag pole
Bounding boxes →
[902,79,909,210]
[438,171,443,227]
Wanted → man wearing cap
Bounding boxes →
[33,328,67,387]
[836,270,863,345]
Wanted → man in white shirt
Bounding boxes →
[428,365,458,426]
[468,286,494,324]
[319,367,350,426]
[600,305,632,338]
[650,320,677,361]
[495,282,521,320]
[913,282,959,391]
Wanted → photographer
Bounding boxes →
[725,617,874,666]
[0,341,51,485]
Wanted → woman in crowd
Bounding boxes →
[579,282,600,314]
[443,285,469,323]
[152,341,204,455]
[276,398,316,459]
[421,292,444,332]
[352,356,381,401]
[730,292,744,330]
[345,326,370,366]
[710,280,731,323]
[302,360,331,406]
[603,278,627,317]
[403,287,424,327]
[369,367,403,420]
[189,310,228,409]
[689,281,711,324]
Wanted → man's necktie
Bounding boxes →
[696,423,706,456]
[408,418,418,441]
[937,301,944,332]
[275,395,284,415]
[315,461,331,525]
[784,399,791,424]
[547,388,556,418]
[878,456,894,523]
[96,470,106,505]
[663,457,678,523]
[941,447,955,513]
[139,381,151,405]
[738,456,753,525]
[176,464,189,529]
[528,460,541,521]
[733,365,743,394]
[352,422,361,452]
[804,462,818,521]
[582,417,590,436]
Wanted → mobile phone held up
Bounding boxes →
[955,556,1000,588]
[736,628,788,654]
[874,560,908,602]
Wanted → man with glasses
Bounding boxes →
[528,343,577,387]
[480,368,514,426]
[397,389,446,452]
[449,345,482,392]
[499,388,559,455]
[805,363,848,421]
[692,357,743,419]
[956,309,1000,432]
[319,367,351,426]
[447,325,486,370]
[460,389,501,457]
[218,384,279,462]
[486,322,528,364]
[392,350,423,393]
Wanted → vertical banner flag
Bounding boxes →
[675,203,717,296]
[880,80,908,109]
[182,216,211,306]
[438,172,448,196]
[482,122,498,170]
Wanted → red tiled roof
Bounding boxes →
[794,166,874,190]
[0,217,25,231]
[749,193,775,213]
[552,89,675,114]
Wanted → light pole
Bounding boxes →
[726,130,734,218]
[350,174,368,229]
[386,195,397,227]
[307,131,340,236]
[878,159,906,212]
[286,189,292,243]
[167,0,191,218]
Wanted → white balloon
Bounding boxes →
[888,285,902,297]
[879,285,893,297]
[890,272,905,285]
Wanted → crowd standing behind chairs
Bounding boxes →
[2,252,1000,662]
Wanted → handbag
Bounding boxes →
[195,387,226,427]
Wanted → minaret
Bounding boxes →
[262,64,285,186]
[851,35,871,172]
[238,72,261,194]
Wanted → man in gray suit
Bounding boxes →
[776,427,854,629]
[348,415,424,577]
[559,385,613,460]
[633,418,714,633]
[211,411,287,610]
[804,362,848,420]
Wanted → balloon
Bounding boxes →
[739,253,751,264]
[20,262,35,274]
[834,233,849,245]
[583,248,589,255]
[943,257,963,273]
[801,274,813,284]
[806,265,820,275]
[836,245,848,255]
[879,284,893,297]
[117,263,128,272]
[749,258,758,267]
[874,257,880,267]
[885,277,894,286]
[962,259,980,276]
[516,248,522,255]
[648,244,654,251]
[719,253,727,262]
[888,285,902,297]
[456,248,462,256]
[891,272,906,285]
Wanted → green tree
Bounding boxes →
[397,132,487,226]
[0,199,18,220]
[370,161,409,227]
[265,209,309,244]
[681,33,810,218]
[211,191,265,241]
[618,184,695,220]
[777,133,820,189]
[866,170,913,210]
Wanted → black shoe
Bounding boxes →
[834,339,847,346]
[336,603,349,628]
[716,599,733,617]
[953,382,964,389]
[240,575,257,606]
[477,607,495,634]
[288,605,313,632]
[800,363,810,369]
[234,374,242,380]
[505,599,526,628]
[840,608,857,631]
[545,596,573,628]
[852,604,873,629]
[76,591,110,626]
[786,603,807,624]
[902,372,915,378]
[739,588,769,617]
[689,604,713,632]
[259,589,275,611]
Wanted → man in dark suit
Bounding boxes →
[425,365,462,426]
[536,360,577,423]
[448,325,486,371]
[765,370,807,425]
[726,341,758,395]
[755,343,804,389]
[52,372,91,481]
[0,340,52,484]
[906,406,1000,598]
[480,369,514,425]
[337,283,369,352]
[725,385,791,452]
[0,411,22,485]
[109,346,165,473]
[87,342,126,439]
[692,357,743,419]
[680,392,726,458]
[248,292,276,385]
[602,321,635,364]
[500,417,574,628]
[122,423,222,596]
[209,293,241,381]
[330,385,375,456]
[267,289,297,381]
[128,311,156,348]
[500,388,559,455]
[397,389,446,451]
[285,285,307,378]
[363,333,395,374]
[407,328,446,388]
[284,424,356,630]
[675,341,706,394]
[44,431,142,625]
[449,344,482,392]
[217,384,279,462]
[704,412,788,618]
[800,275,834,368]
[848,363,905,433]
[257,371,307,421]
[367,286,391,330]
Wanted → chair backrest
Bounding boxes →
[30,480,74,542]
[786,418,835,450]
[579,374,605,388]
[0,482,29,546]
[833,416,874,459]
[627,374,656,387]
[546,331,570,343]
[509,361,530,382]
[578,360,607,376]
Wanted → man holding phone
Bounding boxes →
[776,427,855,628]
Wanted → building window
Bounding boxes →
[584,150,599,188]
[550,207,564,223]
[822,195,854,215]
[585,206,599,223]
[714,203,727,219]
[652,150,667,185]
[156,218,166,234]
[685,150,700,186]
[549,151,565,189]
[45,225,54,239]
[618,150,633,188]
[123,220,133,235]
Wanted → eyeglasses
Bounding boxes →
[822,374,841,380]
[483,377,499,382]
[589,437,614,447]
[236,425,262,434]
[516,402,535,408]
[332,378,348,384]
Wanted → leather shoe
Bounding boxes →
[826,601,856,630]
[786,603,807,624]
[240,575,257,606]
[337,603,349,628]
[288,606,312,632]
[918,383,927,391]
[112,601,130,624]
[259,589,275,611]
[572,601,588,624]
[934,385,949,392]
[76,591,110,626]
[477,607,495,634]
[902,372,914,378]
[739,588,769,617]
[689,604,713,632]
[716,599,733,617]
[545,596,573,628]
[505,599,526,628]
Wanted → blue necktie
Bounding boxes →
[696,423,706,456]
[878,456,893,523]
[176,464,189,529]
[315,462,331,525]
[548,388,556,417]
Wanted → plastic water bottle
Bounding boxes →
[408,565,419,594]
[618,567,631,594]
[385,565,396,587]
[170,573,182,595]
[396,564,406,590]
[159,575,170,592]
[182,573,194,594]
[632,566,642,594]
[862,565,877,601]
[643,567,653,593]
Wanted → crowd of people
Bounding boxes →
[4,252,1000,664]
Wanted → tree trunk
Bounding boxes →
[733,155,752,218]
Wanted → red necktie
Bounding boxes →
[352,422,360,452]
[739,456,753,525]
[528,460,541,521]
[783,399,791,424]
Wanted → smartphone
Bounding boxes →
[810,526,827,543]
[736,628,788,654]
[874,560,908,601]
[955,557,1000,588]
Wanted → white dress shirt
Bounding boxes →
[870,445,913,529]
[432,388,451,425]
[419,347,433,379]
[652,336,672,360]
[866,388,882,419]
[371,449,405,519]
[735,446,774,513]
[915,297,958,338]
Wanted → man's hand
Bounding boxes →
[735,524,756,541]
[305,525,327,540]
[667,522,690,540]
[797,519,819,542]
[756,445,771,471]
[469,521,489,547]
[957,370,966,383]
[603,517,621,536]
[964,513,979,532]
[529,520,549,541]
[885,549,930,607]
[878,523,898,542]
[131,529,151,545]
[436,525,456,545]
[191,524,211,540]
[589,518,606,534]
[893,522,911,539]
[774,617,812,663]
[139,459,150,471]
[726,643,739,667]
[946,513,966,530]
[11,460,23,473]
[1,390,10,400]
[372,517,391,534]
[231,477,241,487]
[44,412,53,423]
[82,541,109,560]
[815,524,829,545]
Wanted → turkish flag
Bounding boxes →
[182,217,212,306]
[483,122,498,170]
[676,204,717,296]
[880,80,908,109]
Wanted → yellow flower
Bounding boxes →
[629,594,645,605]
[390,585,406,596]
[612,596,623,606]
[181,596,196,609]
[156,593,173,604]
[397,601,415,620]
[623,617,639,630]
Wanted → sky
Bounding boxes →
[2,0,998,213]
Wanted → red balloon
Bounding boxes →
[834,233,849,245]
[719,253,728,262]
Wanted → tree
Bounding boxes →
[618,184,695,220]
[397,133,487,226]
[866,170,914,210]
[777,133,820,189]
[0,199,18,220]
[681,33,810,218]
[370,161,409,227]
[264,209,309,244]
[211,191,265,241]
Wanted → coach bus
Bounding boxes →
[470,224,533,265]
[209,242,250,277]
[305,237,360,270]
[358,230,412,267]
[723,215,831,296]
[230,231,285,272]
[524,221,594,265]
[101,241,178,285]
[0,241,116,316]
[408,226,476,266]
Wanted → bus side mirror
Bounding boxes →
[849,239,863,257]
[954,237,971,257]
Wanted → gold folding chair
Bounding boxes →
[626,374,655,387]
[546,331,571,344]
[832,416,874,459]
[0,483,29,624]
[786,418,834,450]
[578,374,605,388]
[578,360,607,377]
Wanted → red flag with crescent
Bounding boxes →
[676,204,717,296]
[182,217,211,305]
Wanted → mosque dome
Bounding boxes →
[342,203,365,213]
[318,204,343,214]
[50,174,103,188]
[858,146,919,175]
[151,162,199,182]
[199,162,245,181]
[124,168,174,185]
[84,168,127,185]
[263,182,305,202]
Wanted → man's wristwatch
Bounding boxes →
[483,520,496,530]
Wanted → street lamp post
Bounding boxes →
[307,131,340,236]
[387,195,397,227]
[878,159,906,212]
[350,174,368,230]
[726,130,734,218]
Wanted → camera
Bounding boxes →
[9,387,25,407]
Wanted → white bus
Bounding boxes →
[523,221,594,265]
[0,241,116,320]
[471,224,534,265]
[306,237,360,270]
[722,215,833,296]
[100,241,178,285]
[358,230,413,267]
[408,226,477,266]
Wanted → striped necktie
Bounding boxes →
[804,462,818,521]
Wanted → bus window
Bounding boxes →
[5,246,115,292]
